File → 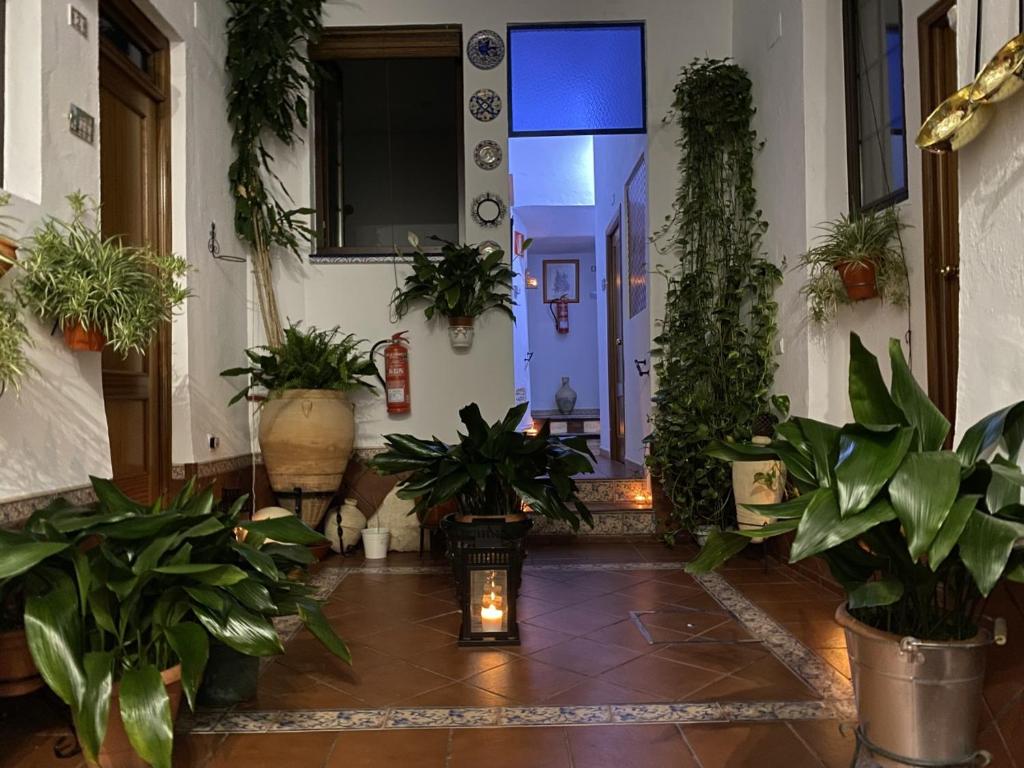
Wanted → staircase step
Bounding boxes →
[575,478,648,504]
[532,507,656,536]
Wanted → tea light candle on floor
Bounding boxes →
[481,603,504,632]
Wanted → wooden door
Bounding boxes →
[918,0,959,435]
[606,214,626,464]
[99,0,171,502]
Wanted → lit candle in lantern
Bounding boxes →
[481,602,504,632]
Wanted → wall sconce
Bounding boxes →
[525,271,538,289]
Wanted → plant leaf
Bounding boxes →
[848,333,905,428]
[164,622,208,712]
[0,541,70,579]
[928,495,980,570]
[790,491,897,562]
[119,666,173,768]
[847,577,904,609]
[684,530,749,573]
[238,515,326,545]
[191,603,284,657]
[23,576,84,707]
[888,339,949,450]
[958,510,1024,596]
[835,425,914,517]
[76,651,113,762]
[297,599,351,664]
[888,451,961,560]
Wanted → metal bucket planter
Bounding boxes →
[835,604,993,767]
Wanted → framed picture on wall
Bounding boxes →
[542,259,580,303]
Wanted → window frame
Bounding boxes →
[842,0,910,213]
[506,21,647,139]
[310,25,464,259]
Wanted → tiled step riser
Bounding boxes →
[575,479,648,503]
[532,510,656,536]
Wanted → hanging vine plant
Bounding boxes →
[647,58,784,538]
[225,0,324,346]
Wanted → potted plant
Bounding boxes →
[392,234,518,350]
[222,323,379,530]
[7,476,347,767]
[14,193,189,353]
[0,293,33,398]
[799,207,909,324]
[0,191,19,277]
[689,333,1024,768]
[731,403,789,542]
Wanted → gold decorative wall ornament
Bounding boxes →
[970,33,1024,103]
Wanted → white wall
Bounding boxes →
[593,133,650,464]
[276,0,731,446]
[526,247,599,412]
[955,0,1024,437]
[509,135,595,207]
[1,0,250,502]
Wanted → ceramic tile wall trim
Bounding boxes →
[171,453,256,481]
[182,560,857,736]
[0,484,96,527]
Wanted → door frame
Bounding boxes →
[99,0,173,499]
[918,0,959,435]
[605,209,625,464]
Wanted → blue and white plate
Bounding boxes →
[467,29,505,70]
[473,140,503,170]
[469,89,502,122]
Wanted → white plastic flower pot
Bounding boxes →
[362,528,390,559]
[447,318,475,350]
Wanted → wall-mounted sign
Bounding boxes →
[69,105,95,144]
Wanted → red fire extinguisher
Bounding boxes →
[371,332,411,414]
[550,296,570,334]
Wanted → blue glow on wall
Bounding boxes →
[508,24,645,136]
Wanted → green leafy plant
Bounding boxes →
[0,292,32,397]
[226,0,324,346]
[222,323,379,404]
[647,58,782,537]
[368,402,595,530]
[690,332,1024,641]
[393,235,518,322]
[800,207,909,324]
[15,193,189,355]
[2,477,348,767]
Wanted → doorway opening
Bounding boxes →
[507,23,648,480]
[99,0,172,502]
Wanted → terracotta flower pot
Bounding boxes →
[63,322,106,352]
[447,316,475,350]
[0,237,16,278]
[92,665,182,768]
[834,260,878,301]
[0,628,45,697]
[258,389,355,530]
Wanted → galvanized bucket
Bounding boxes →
[835,605,992,768]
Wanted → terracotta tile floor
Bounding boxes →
[4,537,998,767]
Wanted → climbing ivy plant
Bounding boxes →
[226,0,324,346]
[648,58,783,538]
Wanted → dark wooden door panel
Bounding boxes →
[606,215,626,464]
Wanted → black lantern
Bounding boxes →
[442,515,531,646]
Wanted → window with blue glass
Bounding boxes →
[843,0,908,211]
[508,23,646,136]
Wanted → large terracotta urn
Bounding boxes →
[258,389,355,529]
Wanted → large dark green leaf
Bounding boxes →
[238,515,326,545]
[192,603,283,656]
[790,491,897,562]
[76,652,113,762]
[226,579,276,613]
[0,541,69,579]
[90,476,142,516]
[731,519,800,538]
[956,403,1024,467]
[704,439,777,462]
[297,599,351,664]
[959,511,1024,596]
[848,333,905,428]
[835,425,914,517]
[847,577,903,609]
[928,495,980,569]
[230,541,279,580]
[23,577,83,707]
[165,622,208,711]
[119,666,173,768]
[792,418,840,487]
[684,530,749,573]
[888,452,961,560]
[888,339,949,451]
[154,564,248,585]
[986,456,1022,517]
[131,535,177,575]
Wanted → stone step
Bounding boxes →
[575,477,649,505]
[532,506,656,536]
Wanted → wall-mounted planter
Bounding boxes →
[63,322,106,352]
[834,260,878,302]
[448,317,475,350]
[0,237,16,278]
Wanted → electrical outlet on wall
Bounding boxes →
[69,6,88,38]
[207,434,220,451]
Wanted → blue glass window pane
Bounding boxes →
[509,24,645,135]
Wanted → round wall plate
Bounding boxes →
[471,193,507,228]
[478,240,503,256]
[473,140,503,170]
[469,89,502,122]
[467,29,505,70]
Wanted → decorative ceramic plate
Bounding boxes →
[471,193,507,228]
[469,89,502,122]
[479,240,502,256]
[467,29,505,70]
[473,140,503,170]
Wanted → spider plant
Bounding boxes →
[799,207,908,324]
[15,193,189,355]
[0,292,32,397]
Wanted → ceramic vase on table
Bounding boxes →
[555,377,577,415]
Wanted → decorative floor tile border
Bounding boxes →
[185,560,857,735]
